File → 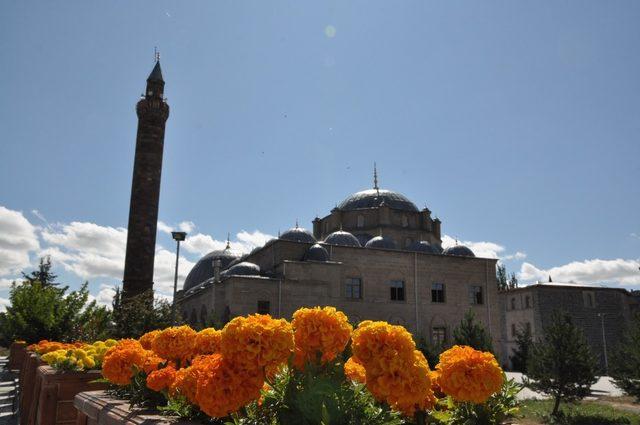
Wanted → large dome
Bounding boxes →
[324,230,361,247]
[183,247,241,291]
[338,189,418,212]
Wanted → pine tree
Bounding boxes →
[496,264,508,291]
[510,324,532,373]
[21,256,59,287]
[525,311,597,416]
[508,272,518,289]
[453,310,493,352]
[610,312,640,401]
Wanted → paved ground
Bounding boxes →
[505,371,625,400]
[0,357,18,425]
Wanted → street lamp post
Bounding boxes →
[171,231,187,308]
[598,313,608,374]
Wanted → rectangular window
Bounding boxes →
[511,323,516,337]
[390,280,405,301]
[525,295,531,308]
[469,286,483,305]
[345,278,362,299]
[583,291,595,308]
[257,300,270,314]
[431,327,446,346]
[431,283,445,303]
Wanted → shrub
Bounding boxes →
[452,310,493,353]
[610,312,640,401]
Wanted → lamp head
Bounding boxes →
[171,231,187,242]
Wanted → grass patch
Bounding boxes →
[519,399,640,424]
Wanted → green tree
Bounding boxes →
[0,280,91,345]
[416,336,445,368]
[21,256,58,287]
[508,272,518,289]
[610,312,640,401]
[524,311,597,417]
[510,324,532,373]
[496,264,508,291]
[453,310,493,352]
[109,288,181,339]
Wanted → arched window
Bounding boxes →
[405,237,413,247]
[402,215,409,227]
[190,309,197,326]
[511,298,516,310]
[357,215,364,228]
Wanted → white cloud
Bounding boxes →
[0,206,40,276]
[178,221,195,233]
[1,277,18,290]
[519,258,640,287]
[182,230,274,257]
[503,251,527,261]
[0,297,9,312]
[157,221,173,234]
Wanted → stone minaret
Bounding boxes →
[122,59,170,299]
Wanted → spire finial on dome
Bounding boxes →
[225,232,231,249]
[154,46,160,62]
[295,219,299,228]
[373,162,380,196]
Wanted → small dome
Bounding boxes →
[183,247,241,290]
[324,230,361,247]
[407,241,438,254]
[443,245,475,257]
[279,226,316,243]
[365,235,397,250]
[304,244,329,262]
[338,189,419,212]
[222,261,261,277]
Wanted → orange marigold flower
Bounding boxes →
[142,352,166,374]
[151,325,197,364]
[436,345,504,404]
[146,365,177,392]
[102,339,150,385]
[170,354,218,404]
[220,314,294,372]
[429,370,444,398]
[292,306,352,369]
[195,354,265,418]
[351,322,435,416]
[193,328,222,356]
[139,330,161,350]
[344,357,366,384]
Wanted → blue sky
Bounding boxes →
[1,1,639,307]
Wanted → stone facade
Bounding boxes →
[178,238,502,358]
[122,61,169,298]
[501,283,639,370]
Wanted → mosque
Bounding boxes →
[176,168,502,353]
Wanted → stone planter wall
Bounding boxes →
[31,366,108,425]
[74,391,195,425]
[19,353,44,425]
[8,341,27,370]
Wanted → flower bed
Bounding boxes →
[74,390,190,425]
[19,353,44,425]
[8,341,27,370]
[33,365,108,425]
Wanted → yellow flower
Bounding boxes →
[220,314,294,372]
[292,306,352,369]
[193,328,222,356]
[436,345,504,404]
[151,326,197,364]
[351,321,435,416]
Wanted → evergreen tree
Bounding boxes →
[453,310,493,352]
[21,256,58,287]
[496,264,508,291]
[0,280,91,344]
[510,324,532,373]
[416,336,445,368]
[524,311,597,416]
[610,312,640,401]
[508,272,518,289]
